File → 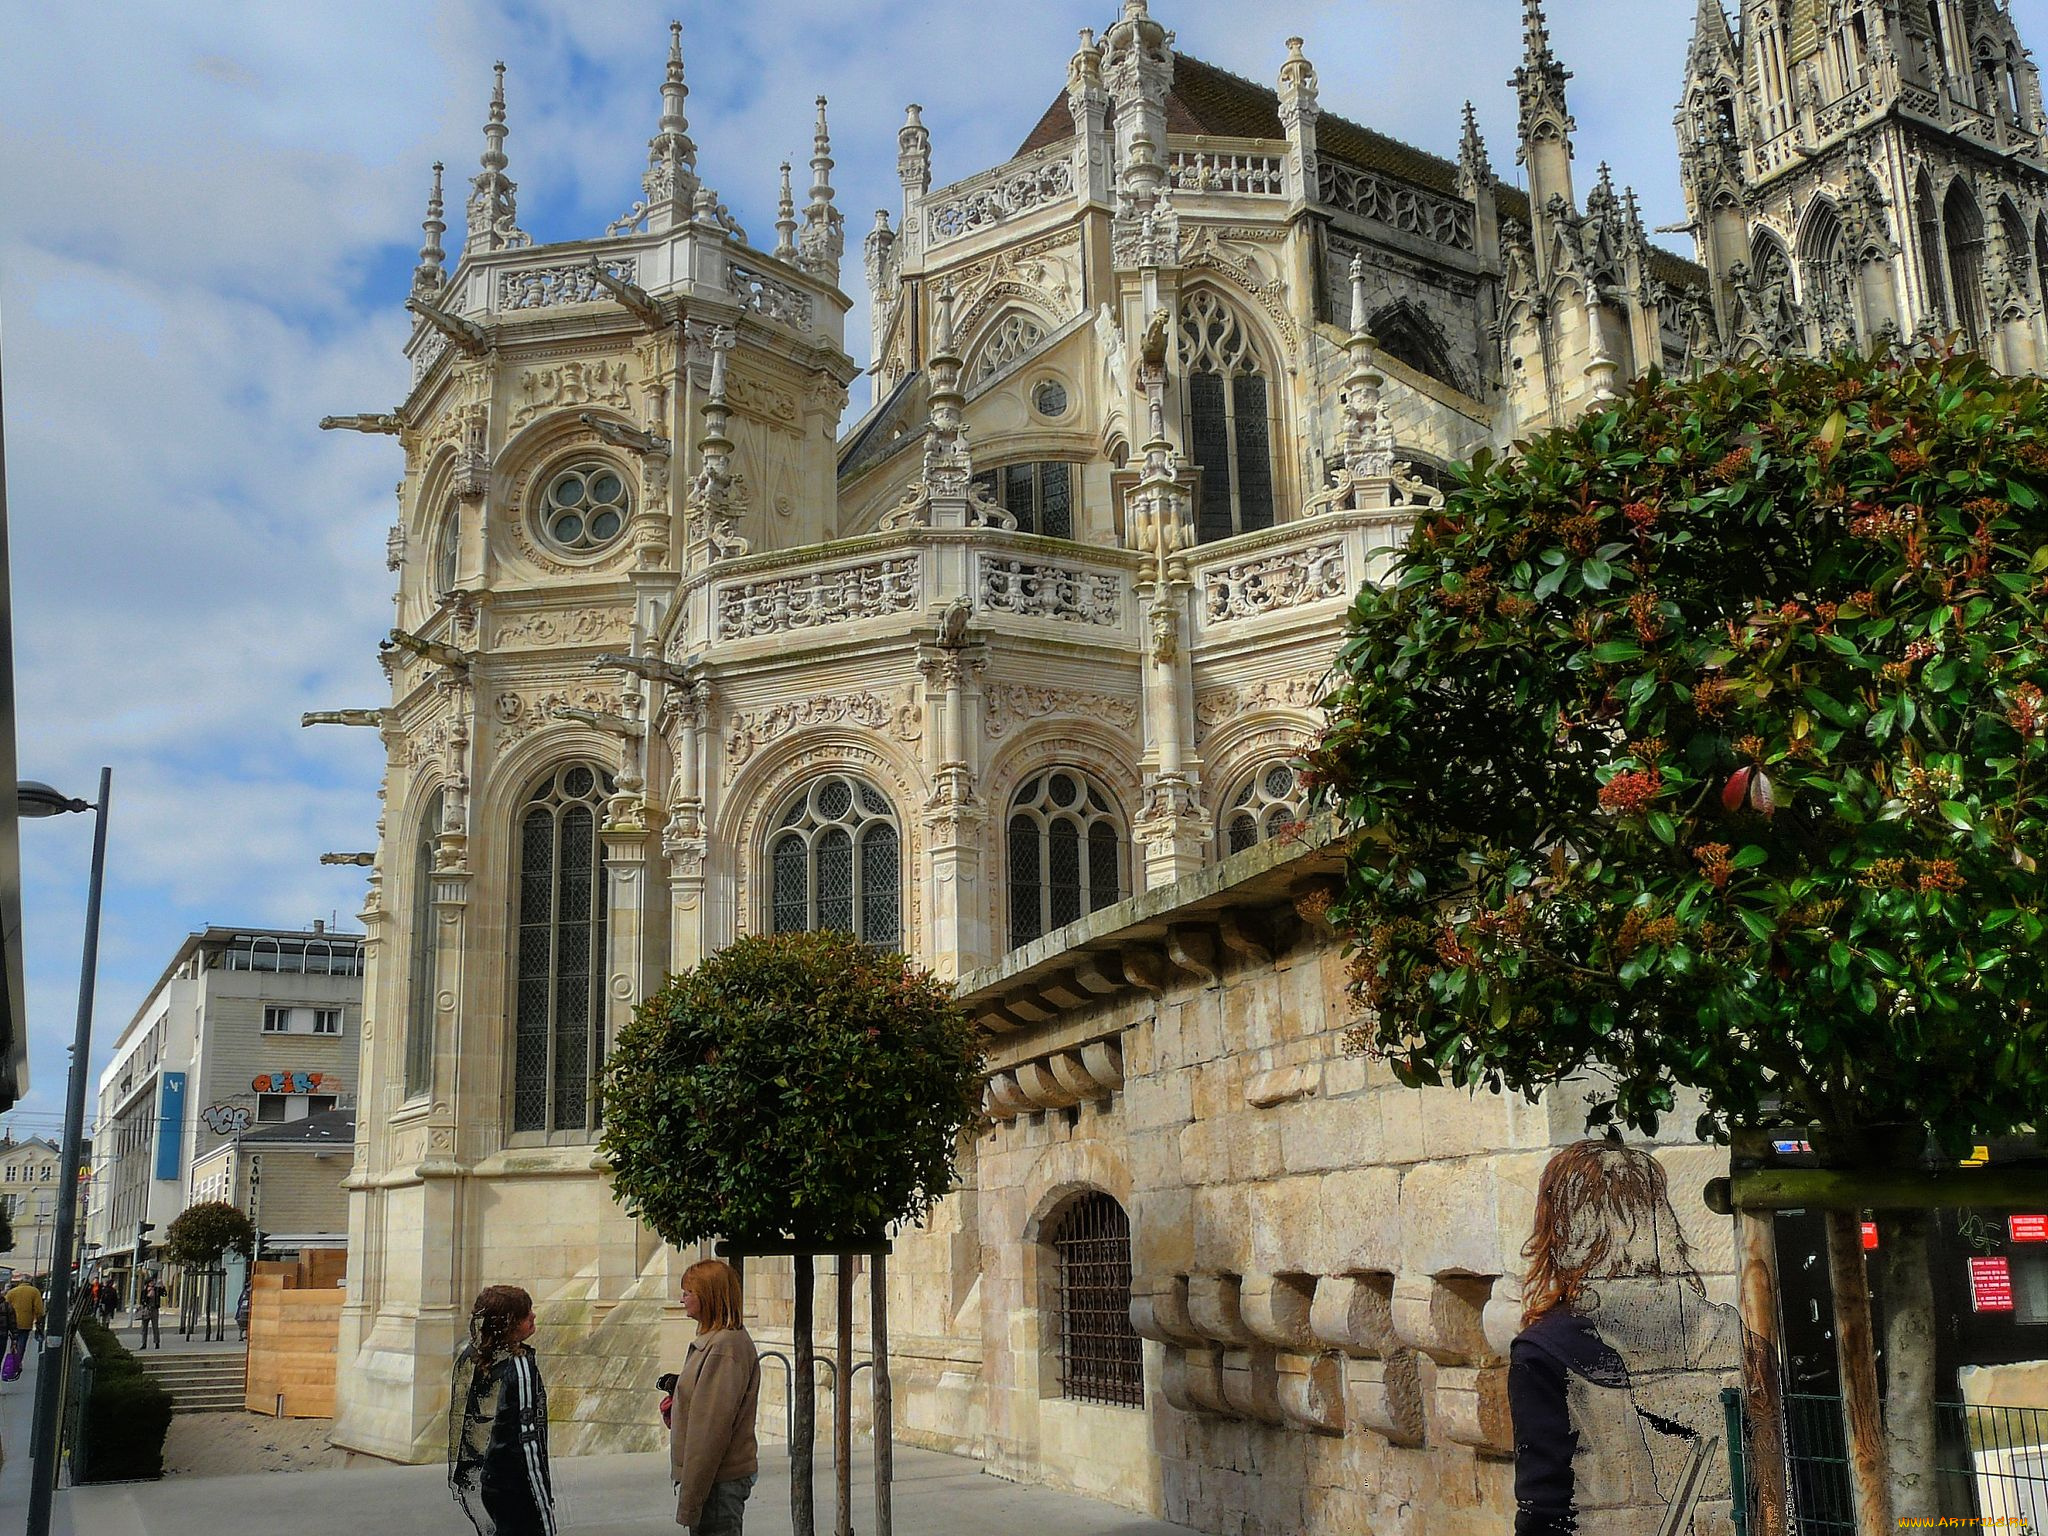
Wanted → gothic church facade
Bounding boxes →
[324,3,2045,1531]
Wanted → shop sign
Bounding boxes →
[1859,1221,1878,1250]
[252,1071,328,1094]
[2010,1214,2048,1243]
[1969,1256,2015,1313]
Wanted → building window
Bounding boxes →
[1223,761,1309,855]
[435,503,460,595]
[1032,379,1069,418]
[257,1095,287,1123]
[312,1009,342,1036]
[1008,772,1123,949]
[972,310,1047,383]
[308,1095,338,1116]
[768,776,901,948]
[536,459,631,556]
[1943,180,1988,349]
[1048,1191,1143,1408]
[262,1006,291,1034]
[1178,290,1275,543]
[511,762,615,1137]
[971,462,1074,539]
[405,790,443,1101]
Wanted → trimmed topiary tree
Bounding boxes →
[1303,345,2048,1530]
[601,929,984,1246]
[164,1200,255,1267]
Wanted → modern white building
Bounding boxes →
[85,925,363,1292]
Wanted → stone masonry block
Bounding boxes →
[1239,1271,1318,1351]
[1653,1143,1737,1277]
[1391,1272,1497,1365]
[1320,1165,1403,1275]
[1398,1158,1501,1277]
[1309,1272,1396,1357]
[1434,1363,1515,1457]
[1280,1093,1380,1175]
[1346,1352,1426,1448]
[1246,1177,1323,1275]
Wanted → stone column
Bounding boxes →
[662,678,712,972]
[919,641,989,978]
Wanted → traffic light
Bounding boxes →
[135,1220,155,1266]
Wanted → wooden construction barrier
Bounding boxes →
[244,1271,343,1418]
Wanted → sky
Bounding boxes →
[3,0,2045,1140]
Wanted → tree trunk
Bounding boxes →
[834,1259,854,1536]
[1737,1211,1791,1536]
[1824,1209,1894,1535]
[793,1254,815,1536]
[1880,1209,1939,1522]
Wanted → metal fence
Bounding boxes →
[1729,1389,2048,1533]
[61,1326,96,1486]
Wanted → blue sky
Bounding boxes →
[4,0,2044,1137]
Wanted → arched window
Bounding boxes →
[1944,180,1988,348]
[1177,291,1275,543]
[1799,200,1854,345]
[768,776,901,948]
[2033,216,2048,304]
[404,789,444,1100]
[1366,301,1463,393]
[972,311,1047,383]
[435,504,460,595]
[1047,1191,1143,1407]
[1915,171,1950,325]
[1999,198,2031,297]
[511,762,614,1136]
[1008,771,1123,949]
[1222,761,1308,856]
[971,462,1074,538]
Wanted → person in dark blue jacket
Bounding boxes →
[449,1284,556,1536]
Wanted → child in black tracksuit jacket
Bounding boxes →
[450,1285,556,1536]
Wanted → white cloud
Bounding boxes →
[6,0,2044,1132]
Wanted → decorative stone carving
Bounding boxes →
[927,152,1075,246]
[1168,150,1285,196]
[491,685,611,745]
[982,684,1138,738]
[1201,542,1348,623]
[714,555,921,639]
[725,261,813,328]
[977,557,1120,626]
[1194,674,1326,744]
[386,523,407,573]
[1316,162,1477,250]
[497,258,639,312]
[511,360,634,427]
[724,372,799,428]
[493,608,631,649]
[722,687,921,767]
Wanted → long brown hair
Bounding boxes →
[469,1284,533,1376]
[680,1260,744,1335]
[1520,1139,1698,1328]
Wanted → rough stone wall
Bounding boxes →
[962,849,1736,1536]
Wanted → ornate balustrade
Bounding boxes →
[496,256,640,312]
[1315,161,1473,252]
[1167,143,1286,197]
[925,144,1078,249]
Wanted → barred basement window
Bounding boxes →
[404,789,443,1100]
[1008,771,1122,950]
[1178,290,1275,543]
[511,762,614,1136]
[1049,1191,1143,1407]
[768,776,902,948]
[970,462,1074,539]
[1223,761,1307,855]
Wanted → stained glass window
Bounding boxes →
[510,761,614,1136]
[1223,760,1308,855]
[404,789,444,1101]
[971,462,1077,539]
[764,776,901,947]
[1009,771,1123,949]
[1179,290,1276,543]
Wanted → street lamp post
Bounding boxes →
[20,769,111,1536]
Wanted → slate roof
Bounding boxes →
[237,1107,357,1147]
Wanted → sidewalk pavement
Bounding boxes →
[61,1441,1196,1536]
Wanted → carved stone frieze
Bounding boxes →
[497,258,639,312]
[978,557,1121,626]
[927,153,1076,247]
[984,684,1139,738]
[726,261,813,328]
[1193,674,1327,744]
[1316,162,1475,251]
[492,608,632,650]
[512,360,634,428]
[715,556,921,639]
[492,684,612,745]
[722,687,922,768]
[1201,542,1348,623]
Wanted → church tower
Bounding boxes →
[1678,0,2048,369]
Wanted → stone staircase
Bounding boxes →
[132,1349,249,1414]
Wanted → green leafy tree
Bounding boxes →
[600,930,985,1246]
[1304,346,2048,1524]
[163,1200,255,1267]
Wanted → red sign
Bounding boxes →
[1970,1256,2015,1313]
[1860,1221,1879,1250]
[2010,1214,2048,1243]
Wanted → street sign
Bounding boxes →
[1969,1256,2015,1313]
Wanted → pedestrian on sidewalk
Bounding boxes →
[449,1284,555,1536]
[669,1259,760,1535]
[135,1272,164,1350]
[3,1275,42,1379]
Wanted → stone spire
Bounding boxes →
[1335,255,1395,500]
[465,63,529,253]
[1276,37,1320,204]
[922,283,971,492]
[1456,101,1491,200]
[1688,0,1737,68]
[898,104,931,201]
[1513,0,1576,218]
[642,20,701,231]
[798,96,844,279]
[774,162,798,261]
[1103,0,1175,192]
[686,328,747,566]
[413,162,446,297]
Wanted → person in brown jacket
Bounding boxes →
[670,1259,760,1533]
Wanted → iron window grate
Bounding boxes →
[1051,1191,1143,1408]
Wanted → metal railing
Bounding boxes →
[60,1327,95,1486]
[1729,1389,2048,1533]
